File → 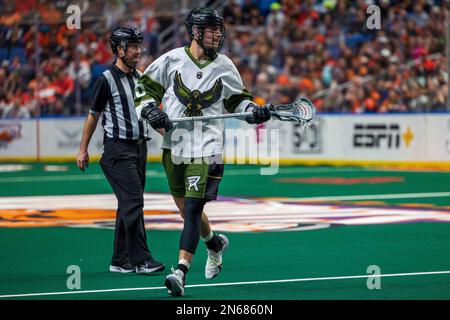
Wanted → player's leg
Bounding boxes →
[168,196,227,287]
[162,149,190,295]
[100,139,164,272]
[165,196,205,297]
[163,152,209,295]
[200,157,229,280]
[164,155,228,295]
[172,195,215,240]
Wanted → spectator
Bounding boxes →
[0,0,447,118]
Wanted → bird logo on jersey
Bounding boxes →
[174,71,223,117]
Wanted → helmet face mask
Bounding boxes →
[186,8,226,59]
[192,24,224,51]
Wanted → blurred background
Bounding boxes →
[0,0,448,119]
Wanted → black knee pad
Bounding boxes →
[179,197,206,254]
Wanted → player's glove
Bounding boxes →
[141,102,173,131]
[245,103,272,124]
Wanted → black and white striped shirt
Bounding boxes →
[90,64,150,140]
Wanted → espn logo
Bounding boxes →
[353,124,400,149]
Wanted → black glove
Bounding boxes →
[245,103,272,124]
[141,102,173,131]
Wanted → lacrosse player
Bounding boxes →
[134,7,271,296]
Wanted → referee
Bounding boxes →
[77,26,165,274]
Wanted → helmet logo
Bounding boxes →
[192,25,200,40]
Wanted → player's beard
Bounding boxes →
[203,37,220,51]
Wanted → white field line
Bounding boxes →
[279,192,450,202]
[1,270,450,299]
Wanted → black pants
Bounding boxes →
[100,137,151,266]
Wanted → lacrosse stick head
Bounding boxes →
[270,97,316,123]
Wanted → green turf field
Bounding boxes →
[0,162,449,300]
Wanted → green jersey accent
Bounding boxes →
[184,46,215,69]
[135,46,253,157]
[134,75,166,106]
[223,89,253,113]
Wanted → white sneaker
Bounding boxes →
[205,234,229,280]
[165,268,185,297]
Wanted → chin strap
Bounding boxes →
[203,48,218,60]
[119,55,135,69]
[195,38,217,60]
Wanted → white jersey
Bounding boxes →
[135,46,253,158]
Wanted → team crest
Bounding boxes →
[197,72,203,79]
[174,71,223,117]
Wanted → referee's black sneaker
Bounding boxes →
[109,262,136,273]
[136,258,165,273]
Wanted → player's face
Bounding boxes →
[122,42,143,67]
[202,25,223,50]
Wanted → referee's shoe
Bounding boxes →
[109,262,135,273]
[136,258,165,273]
[110,259,165,273]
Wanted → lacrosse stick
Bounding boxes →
[169,96,316,125]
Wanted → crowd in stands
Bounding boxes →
[0,0,160,118]
[0,0,448,118]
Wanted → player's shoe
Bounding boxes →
[109,262,135,273]
[165,268,185,297]
[205,234,229,280]
[135,258,165,273]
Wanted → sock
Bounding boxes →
[204,233,222,252]
[177,258,190,276]
[201,231,213,242]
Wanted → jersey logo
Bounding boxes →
[174,71,223,117]
[187,176,201,192]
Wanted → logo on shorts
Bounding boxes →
[187,176,201,192]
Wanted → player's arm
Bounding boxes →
[134,55,173,131]
[77,75,108,171]
[77,112,100,171]
[222,59,271,124]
